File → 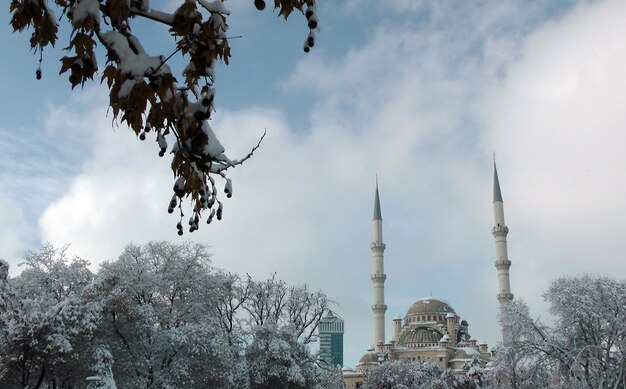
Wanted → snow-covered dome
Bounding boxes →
[357,351,380,364]
[406,298,456,317]
[398,327,443,346]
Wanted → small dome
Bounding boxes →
[406,298,456,317]
[398,327,443,346]
[358,351,380,364]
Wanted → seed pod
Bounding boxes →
[224,178,232,198]
[173,177,186,197]
[254,0,265,10]
[207,209,216,224]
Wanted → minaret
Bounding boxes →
[492,161,513,340]
[371,181,387,349]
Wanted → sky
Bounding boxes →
[2,0,626,368]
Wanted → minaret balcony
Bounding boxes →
[371,304,388,311]
[371,242,386,249]
[494,259,511,269]
[497,292,514,301]
[492,225,509,235]
[371,273,387,281]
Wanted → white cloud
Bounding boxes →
[23,0,626,369]
[482,0,626,309]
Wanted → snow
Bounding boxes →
[72,0,100,24]
[200,121,226,159]
[117,79,137,99]
[197,0,231,15]
[459,347,481,356]
[101,31,170,77]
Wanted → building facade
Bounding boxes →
[319,310,344,368]
[343,165,513,388]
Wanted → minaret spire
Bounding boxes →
[373,178,382,221]
[492,159,513,342]
[493,160,503,203]
[371,180,387,349]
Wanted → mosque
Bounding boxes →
[342,164,514,388]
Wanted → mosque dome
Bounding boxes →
[398,327,444,346]
[357,351,380,364]
[406,298,456,317]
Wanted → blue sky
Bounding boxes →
[3,0,626,367]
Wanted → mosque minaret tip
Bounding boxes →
[492,161,513,325]
[371,181,387,349]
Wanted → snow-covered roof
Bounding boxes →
[459,347,481,356]
[406,298,456,317]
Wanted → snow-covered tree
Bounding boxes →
[96,241,247,388]
[85,346,118,389]
[1,242,333,388]
[0,245,101,389]
[246,323,320,389]
[245,273,331,344]
[362,358,459,389]
[459,355,487,389]
[9,0,319,234]
[494,275,626,389]
[316,365,345,389]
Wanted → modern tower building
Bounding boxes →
[319,310,344,367]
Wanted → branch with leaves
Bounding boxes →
[9,0,319,234]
